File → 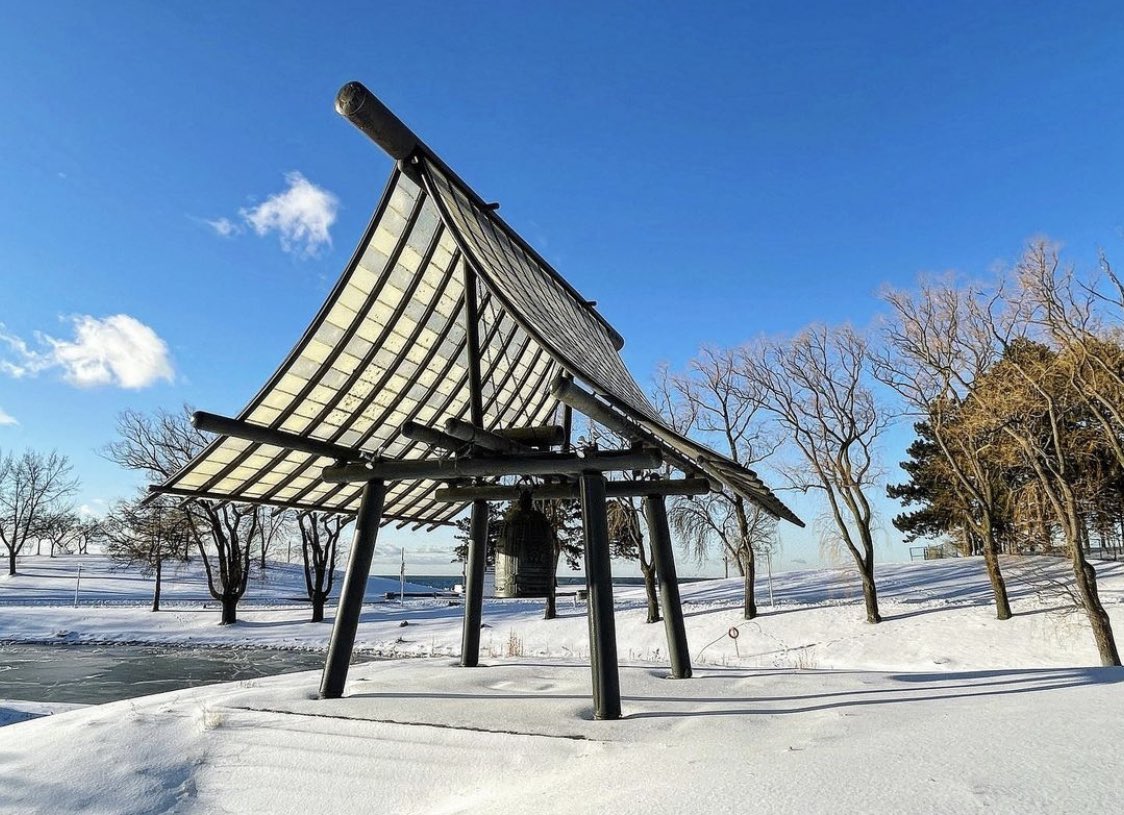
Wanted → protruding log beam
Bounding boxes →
[551,377,647,445]
[579,471,622,720]
[400,420,464,452]
[494,424,565,449]
[321,449,662,485]
[434,477,711,503]
[320,479,386,699]
[443,418,533,454]
[644,494,693,679]
[192,411,362,463]
[335,81,420,161]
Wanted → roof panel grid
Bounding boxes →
[152,137,798,527]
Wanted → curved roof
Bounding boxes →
[152,122,801,529]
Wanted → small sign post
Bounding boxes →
[399,548,406,605]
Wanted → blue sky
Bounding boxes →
[2,1,1123,574]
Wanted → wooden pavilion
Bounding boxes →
[151,82,802,720]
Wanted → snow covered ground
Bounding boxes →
[2,554,1123,813]
[1,658,1121,814]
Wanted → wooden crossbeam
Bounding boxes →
[433,477,711,503]
[320,449,662,484]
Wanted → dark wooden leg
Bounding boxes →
[320,479,385,699]
[461,499,488,666]
[644,494,693,679]
[579,472,621,720]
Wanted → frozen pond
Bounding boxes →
[0,643,353,705]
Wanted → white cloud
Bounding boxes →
[206,217,242,237]
[0,315,174,390]
[78,499,107,518]
[239,172,338,256]
[0,407,17,426]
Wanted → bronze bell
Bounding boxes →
[494,490,557,598]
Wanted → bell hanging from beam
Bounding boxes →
[494,489,557,598]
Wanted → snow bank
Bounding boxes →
[1,658,1121,814]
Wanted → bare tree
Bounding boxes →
[256,506,294,571]
[670,489,777,614]
[0,449,79,575]
[878,279,1013,619]
[297,511,351,622]
[537,498,571,620]
[606,497,660,623]
[658,349,778,618]
[70,517,104,555]
[102,407,262,624]
[41,513,103,556]
[104,497,193,611]
[742,325,889,623]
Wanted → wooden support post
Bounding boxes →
[459,258,489,668]
[643,493,693,679]
[579,471,622,720]
[460,498,488,667]
[320,479,386,699]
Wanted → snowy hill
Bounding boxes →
[2,554,1122,670]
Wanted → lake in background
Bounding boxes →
[0,643,365,707]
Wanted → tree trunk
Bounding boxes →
[742,550,757,620]
[8,549,15,576]
[311,592,325,623]
[980,519,1012,620]
[151,559,162,612]
[1071,537,1120,666]
[640,561,660,624]
[860,563,881,624]
[219,595,238,625]
[732,497,756,617]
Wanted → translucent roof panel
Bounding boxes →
[153,167,559,524]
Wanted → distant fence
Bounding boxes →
[909,545,957,561]
[0,597,314,609]
[909,544,1123,563]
